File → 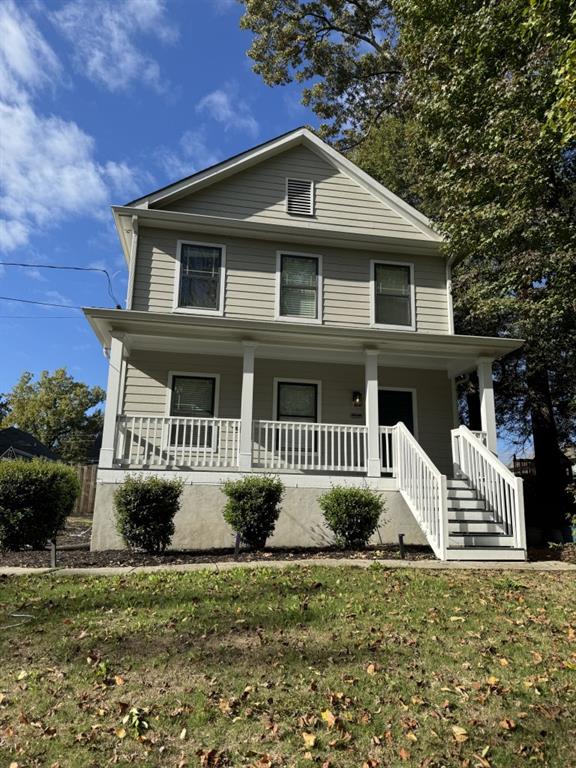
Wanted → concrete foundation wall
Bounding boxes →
[91,472,428,551]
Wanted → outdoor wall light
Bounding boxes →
[352,391,363,407]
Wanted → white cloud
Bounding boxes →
[51,0,177,92]
[157,130,221,181]
[0,0,61,103]
[0,2,151,252]
[197,86,259,137]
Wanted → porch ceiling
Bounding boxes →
[84,308,523,375]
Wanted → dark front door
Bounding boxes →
[378,389,415,470]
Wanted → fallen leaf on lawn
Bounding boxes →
[452,725,469,743]
[114,675,125,686]
[16,670,27,681]
[449,616,465,622]
[499,718,516,731]
[499,658,509,667]
[302,732,316,748]
[486,676,500,686]
[321,710,336,728]
[399,747,410,761]
[115,727,126,739]
[362,760,380,767]
[180,727,187,740]
[531,652,543,664]
[366,663,379,675]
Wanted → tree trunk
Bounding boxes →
[466,372,482,431]
[526,360,567,531]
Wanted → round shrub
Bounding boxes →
[0,459,80,550]
[222,475,284,550]
[319,486,385,549]
[114,476,183,553]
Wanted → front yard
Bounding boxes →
[1,567,575,767]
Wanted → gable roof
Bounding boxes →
[0,426,59,461]
[125,127,442,243]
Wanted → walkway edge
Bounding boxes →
[1,557,575,576]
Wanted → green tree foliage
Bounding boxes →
[240,0,401,146]
[241,0,575,528]
[1,369,105,463]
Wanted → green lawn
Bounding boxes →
[1,567,575,767]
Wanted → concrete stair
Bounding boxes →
[445,479,526,561]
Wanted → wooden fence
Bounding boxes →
[73,464,97,517]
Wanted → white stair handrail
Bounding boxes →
[451,425,526,550]
[395,422,449,560]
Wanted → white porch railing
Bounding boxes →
[252,420,368,473]
[116,416,241,468]
[470,430,488,447]
[451,425,526,549]
[379,426,397,474]
[395,422,448,559]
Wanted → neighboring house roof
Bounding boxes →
[0,427,59,461]
[113,127,442,264]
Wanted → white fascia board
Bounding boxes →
[112,208,132,264]
[130,129,307,208]
[299,129,441,242]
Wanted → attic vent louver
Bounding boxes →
[286,178,314,216]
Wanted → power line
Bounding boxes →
[0,315,80,319]
[0,261,122,307]
[0,295,84,309]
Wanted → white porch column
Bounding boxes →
[99,335,125,468]
[365,350,381,477]
[239,342,256,470]
[477,357,497,453]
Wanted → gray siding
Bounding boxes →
[158,145,430,241]
[133,227,449,334]
[122,353,453,473]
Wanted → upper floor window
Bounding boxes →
[175,242,225,315]
[276,252,322,323]
[286,178,314,216]
[371,261,415,331]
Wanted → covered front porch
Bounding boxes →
[87,309,511,479]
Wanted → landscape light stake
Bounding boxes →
[234,533,241,560]
[398,533,406,560]
[49,540,57,569]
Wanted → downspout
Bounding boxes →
[125,215,139,310]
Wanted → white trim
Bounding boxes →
[370,259,416,332]
[285,177,315,217]
[274,250,323,325]
[446,260,455,334]
[126,128,442,242]
[378,386,419,441]
[125,215,138,310]
[166,371,221,418]
[272,377,322,423]
[172,240,226,317]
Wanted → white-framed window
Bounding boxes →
[173,241,226,315]
[166,372,220,449]
[275,251,323,323]
[285,178,314,216]
[274,379,321,423]
[370,260,416,331]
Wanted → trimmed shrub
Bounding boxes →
[114,476,183,553]
[222,475,284,550]
[0,459,80,550]
[319,486,385,549]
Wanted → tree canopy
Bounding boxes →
[1,369,105,463]
[241,0,576,526]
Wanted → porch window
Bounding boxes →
[279,254,320,320]
[177,243,224,312]
[170,375,216,449]
[373,262,414,329]
[277,382,318,423]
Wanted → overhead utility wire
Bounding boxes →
[0,296,84,310]
[0,261,122,307]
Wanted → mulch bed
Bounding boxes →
[1,518,574,568]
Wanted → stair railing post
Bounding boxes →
[514,476,527,553]
[451,429,460,478]
[439,474,449,560]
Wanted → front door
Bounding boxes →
[378,389,415,470]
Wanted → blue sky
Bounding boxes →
[0,0,316,394]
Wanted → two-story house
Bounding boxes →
[85,128,527,560]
